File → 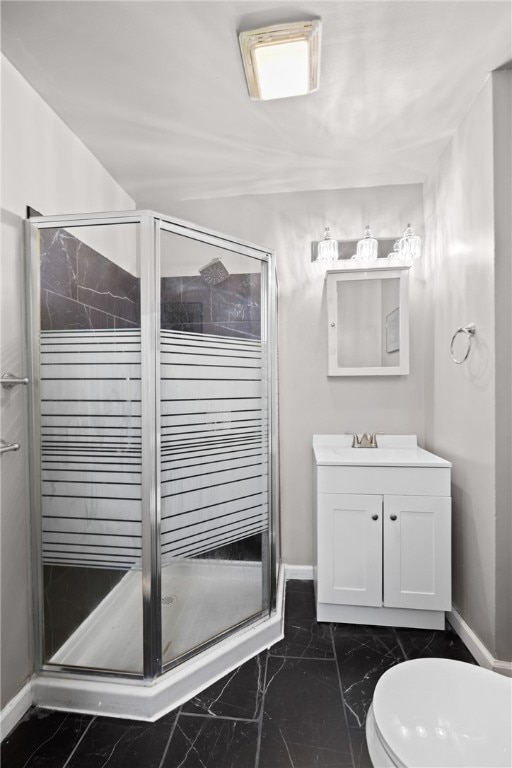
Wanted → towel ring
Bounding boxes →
[450,323,476,364]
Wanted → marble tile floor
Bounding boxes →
[2,580,477,768]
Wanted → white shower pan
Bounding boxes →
[51,560,265,672]
[33,564,284,721]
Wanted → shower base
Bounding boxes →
[50,559,264,672]
[32,565,284,721]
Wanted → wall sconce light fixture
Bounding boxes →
[312,223,420,268]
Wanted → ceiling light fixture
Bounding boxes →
[239,20,321,101]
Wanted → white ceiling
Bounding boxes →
[1,1,511,208]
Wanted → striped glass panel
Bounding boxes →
[40,329,142,569]
[160,231,268,666]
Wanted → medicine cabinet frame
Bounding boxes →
[326,264,411,376]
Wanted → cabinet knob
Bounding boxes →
[390,514,398,521]
[372,514,379,521]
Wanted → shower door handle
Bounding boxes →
[0,440,20,455]
[1,372,29,389]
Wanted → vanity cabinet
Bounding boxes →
[313,435,452,630]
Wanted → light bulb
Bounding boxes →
[387,239,401,260]
[354,225,378,261]
[399,223,421,260]
[316,226,339,262]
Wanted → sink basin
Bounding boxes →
[313,435,451,468]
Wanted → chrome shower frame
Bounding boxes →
[25,209,280,692]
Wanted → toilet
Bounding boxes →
[366,658,512,768]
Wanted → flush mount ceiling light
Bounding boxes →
[239,20,321,101]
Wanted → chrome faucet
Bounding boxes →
[346,432,380,448]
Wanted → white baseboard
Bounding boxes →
[284,564,314,580]
[0,680,33,741]
[448,607,512,677]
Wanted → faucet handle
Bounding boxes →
[370,432,384,447]
[344,432,359,448]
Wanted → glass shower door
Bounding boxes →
[159,225,271,667]
[34,220,144,675]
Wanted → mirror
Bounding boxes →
[326,266,410,376]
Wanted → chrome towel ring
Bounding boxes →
[450,323,476,364]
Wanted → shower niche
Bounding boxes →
[26,210,281,718]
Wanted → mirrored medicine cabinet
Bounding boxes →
[326,264,411,376]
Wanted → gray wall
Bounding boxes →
[0,56,134,708]
[423,71,511,663]
[167,184,425,567]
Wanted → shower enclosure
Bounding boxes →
[26,210,281,718]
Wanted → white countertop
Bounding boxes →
[313,435,451,468]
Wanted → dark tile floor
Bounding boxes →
[1,580,477,768]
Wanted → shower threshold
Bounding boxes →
[32,564,284,721]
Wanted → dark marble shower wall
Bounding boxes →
[40,228,140,331]
[39,227,261,336]
[161,274,261,339]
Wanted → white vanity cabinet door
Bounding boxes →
[317,494,382,607]
[383,495,451,611]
